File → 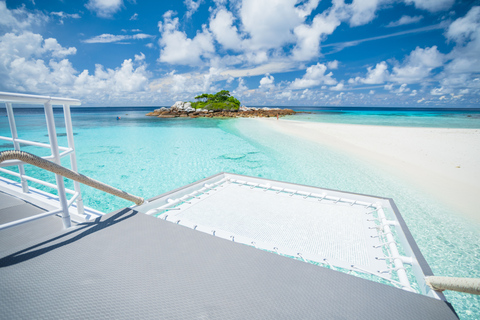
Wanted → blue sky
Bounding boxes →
[0,0,479,107]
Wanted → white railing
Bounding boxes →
[0,92,84,229]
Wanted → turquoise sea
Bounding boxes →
[1,106,480,319]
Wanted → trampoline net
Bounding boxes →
[150,178,401,278]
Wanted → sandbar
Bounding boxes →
[257,118,480,224]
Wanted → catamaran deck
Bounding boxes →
[0,191,67,252]
[138,173,441,293]
[0,203,458,319]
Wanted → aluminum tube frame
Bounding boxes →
[0,167,76,195]
[0,136,72,151]
[63,104,84,216]
[377,206,412,291]
[5,103,29,193]
[0,91,81,106]
[44,101,71,229]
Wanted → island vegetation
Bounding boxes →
[192,90,240,111]
[146,90,295,118]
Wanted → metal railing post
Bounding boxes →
[44,101,71,229]
[62,104,85,216]
[5,102,29,193]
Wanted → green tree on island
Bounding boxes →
[192,90,241,111]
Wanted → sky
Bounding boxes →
[0,0,479,107]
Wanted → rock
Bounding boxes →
[171,101,185,112]
[148,105,296,119]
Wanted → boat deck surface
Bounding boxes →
[0,191,67,252]
[0,204,458,319]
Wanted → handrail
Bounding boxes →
[0,150,145,206]
[0,91,81,105]
[426,276,480,295]
[2,91,87,229]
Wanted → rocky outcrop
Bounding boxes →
[146,103,295,119]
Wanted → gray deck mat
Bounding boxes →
[0,208,458,319]
[0,191,65,253]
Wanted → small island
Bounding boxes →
[146,90,295,118]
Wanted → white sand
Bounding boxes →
[257,118,480,224]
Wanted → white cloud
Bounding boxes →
[389,83,410,95]
[327,60,339,69]
[323,24,443,53]
[390,46,445,84]
[129,13,138,20]
[275,90,292,100]
[296,0,321,18]
[386,15,423,28]
[84,34,126,43]
[404,0,454,12]
[430,86,449,95]
[349,61,389,84]
[86,0,123,18]
[43,38,77,57]
[50,11,81,24]
[259,73,275,90]
[330,81,345,91]
[233,77,249,97]
[240,0,302,50]
[292,9,341,61]
[73,58,149,97]
[213,0,227,6]
[446,7,480,43]
[158,11,215,65]
[83,33,154,43]
[444,7,480,74]
[0,27,150,104]
[134,52,145,61]
[149,67,229,99]
[364,62,389,84]
[184,0,203,19]
[0,32,76,63]
[290,63,337,89]
[0,2,49,32]
[220,61,296,78]
[209,8,242,51]
[348,0,382,27]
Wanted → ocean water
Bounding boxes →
[1,106,479,319]
[286,107,480,128]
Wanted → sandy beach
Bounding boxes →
[257,118,480,224]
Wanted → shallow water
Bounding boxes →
[0,107,479,318]
[286,107,480,128]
